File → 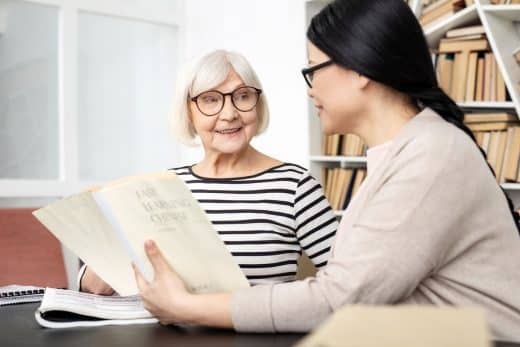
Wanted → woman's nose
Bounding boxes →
[219,96,239,120]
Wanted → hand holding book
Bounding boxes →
[33,171,249,296]
[132,239,192,325]
[81,266,115,296]
[132,239,233,328]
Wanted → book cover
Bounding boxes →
[465,52,478,101]
[446,25,485,38]
[296,306,490,347]
[504,127,520,182]
[33,172,249,296]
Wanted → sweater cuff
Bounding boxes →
[231,284,275,332]
[77,264,87,291]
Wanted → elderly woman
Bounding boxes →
[79,50,338,293]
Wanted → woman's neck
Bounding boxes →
[356,94,420,149]
[194,146,278,178]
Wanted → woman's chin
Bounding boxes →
[213,142,249,154]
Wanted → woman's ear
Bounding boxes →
[187,102,198,135]
[356,73,370,90]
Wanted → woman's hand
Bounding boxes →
[133,239,194,325]
[134,239,235,328]
[80,267,115,295]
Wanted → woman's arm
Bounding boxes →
[293,172,338,268]
[231,137,459,332]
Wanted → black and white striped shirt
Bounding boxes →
[171,163,338,285]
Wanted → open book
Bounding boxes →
[33,171,249,296]
[35,288,157,328]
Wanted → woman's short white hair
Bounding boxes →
[171,49,270,146]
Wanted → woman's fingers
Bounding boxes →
[132,262,149,291]
[144,239,172,277]
[81,267,115,295]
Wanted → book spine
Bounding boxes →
[92,192,149,279]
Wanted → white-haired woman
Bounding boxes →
[79,50,338,294]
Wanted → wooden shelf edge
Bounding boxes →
[501,183,520,191]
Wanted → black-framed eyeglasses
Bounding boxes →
[190,86,262,117]
[301,60,334,88]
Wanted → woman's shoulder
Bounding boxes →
[168,165,193,176]
[402,109,477,160]
[272,162,307,173]
[266,163,315,180]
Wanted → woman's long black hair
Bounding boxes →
[308,0,520,233]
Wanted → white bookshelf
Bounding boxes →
[306,0,520,214]
[502,183,520,191]
[422,5,480,48]
[457,101,516,109]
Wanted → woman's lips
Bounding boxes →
[216,127,242,135]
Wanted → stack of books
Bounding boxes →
[419,0,472,30]
[322,134,366,156]
[435,26,509,103]
[465,113,520,183]
[322,168,366,211]
[489,0,520,4]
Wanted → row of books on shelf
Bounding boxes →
[419,0,473,30]
[489,0,520,4]
[322,134,366,157]
[323,168,366,211]
[435,28,510,103]
[465,113,520,183]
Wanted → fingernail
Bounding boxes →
[145,239,155,251]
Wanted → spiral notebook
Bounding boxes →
[0,285,45,306]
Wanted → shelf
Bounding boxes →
[310,156,367,164]
[457,101,516,110]
[481,5,520,20]
[423,5,480,49]
[501,183,520,191]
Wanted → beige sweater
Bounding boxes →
[231,108,520,341]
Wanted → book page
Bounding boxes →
[38,288,153,320]
[33,193,138,295]
[96,172,249,294]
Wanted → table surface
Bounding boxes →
[1,303,519,347]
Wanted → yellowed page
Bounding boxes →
[296,305,491,347]
[94,171,249,294]
[33,193,136,294]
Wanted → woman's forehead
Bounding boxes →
[306,41,329,62]
[198,69,246,93]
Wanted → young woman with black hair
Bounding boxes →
[132,0,520,341]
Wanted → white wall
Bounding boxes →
[178,0,311,168]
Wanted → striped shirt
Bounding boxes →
[171,163,338,285]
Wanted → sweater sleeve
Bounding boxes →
[294,171,338,268]
[231,137,456,332]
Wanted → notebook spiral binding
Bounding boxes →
[0,286,45,306]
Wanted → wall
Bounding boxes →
[177,0,311,168]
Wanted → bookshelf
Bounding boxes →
[305,0,520,215]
